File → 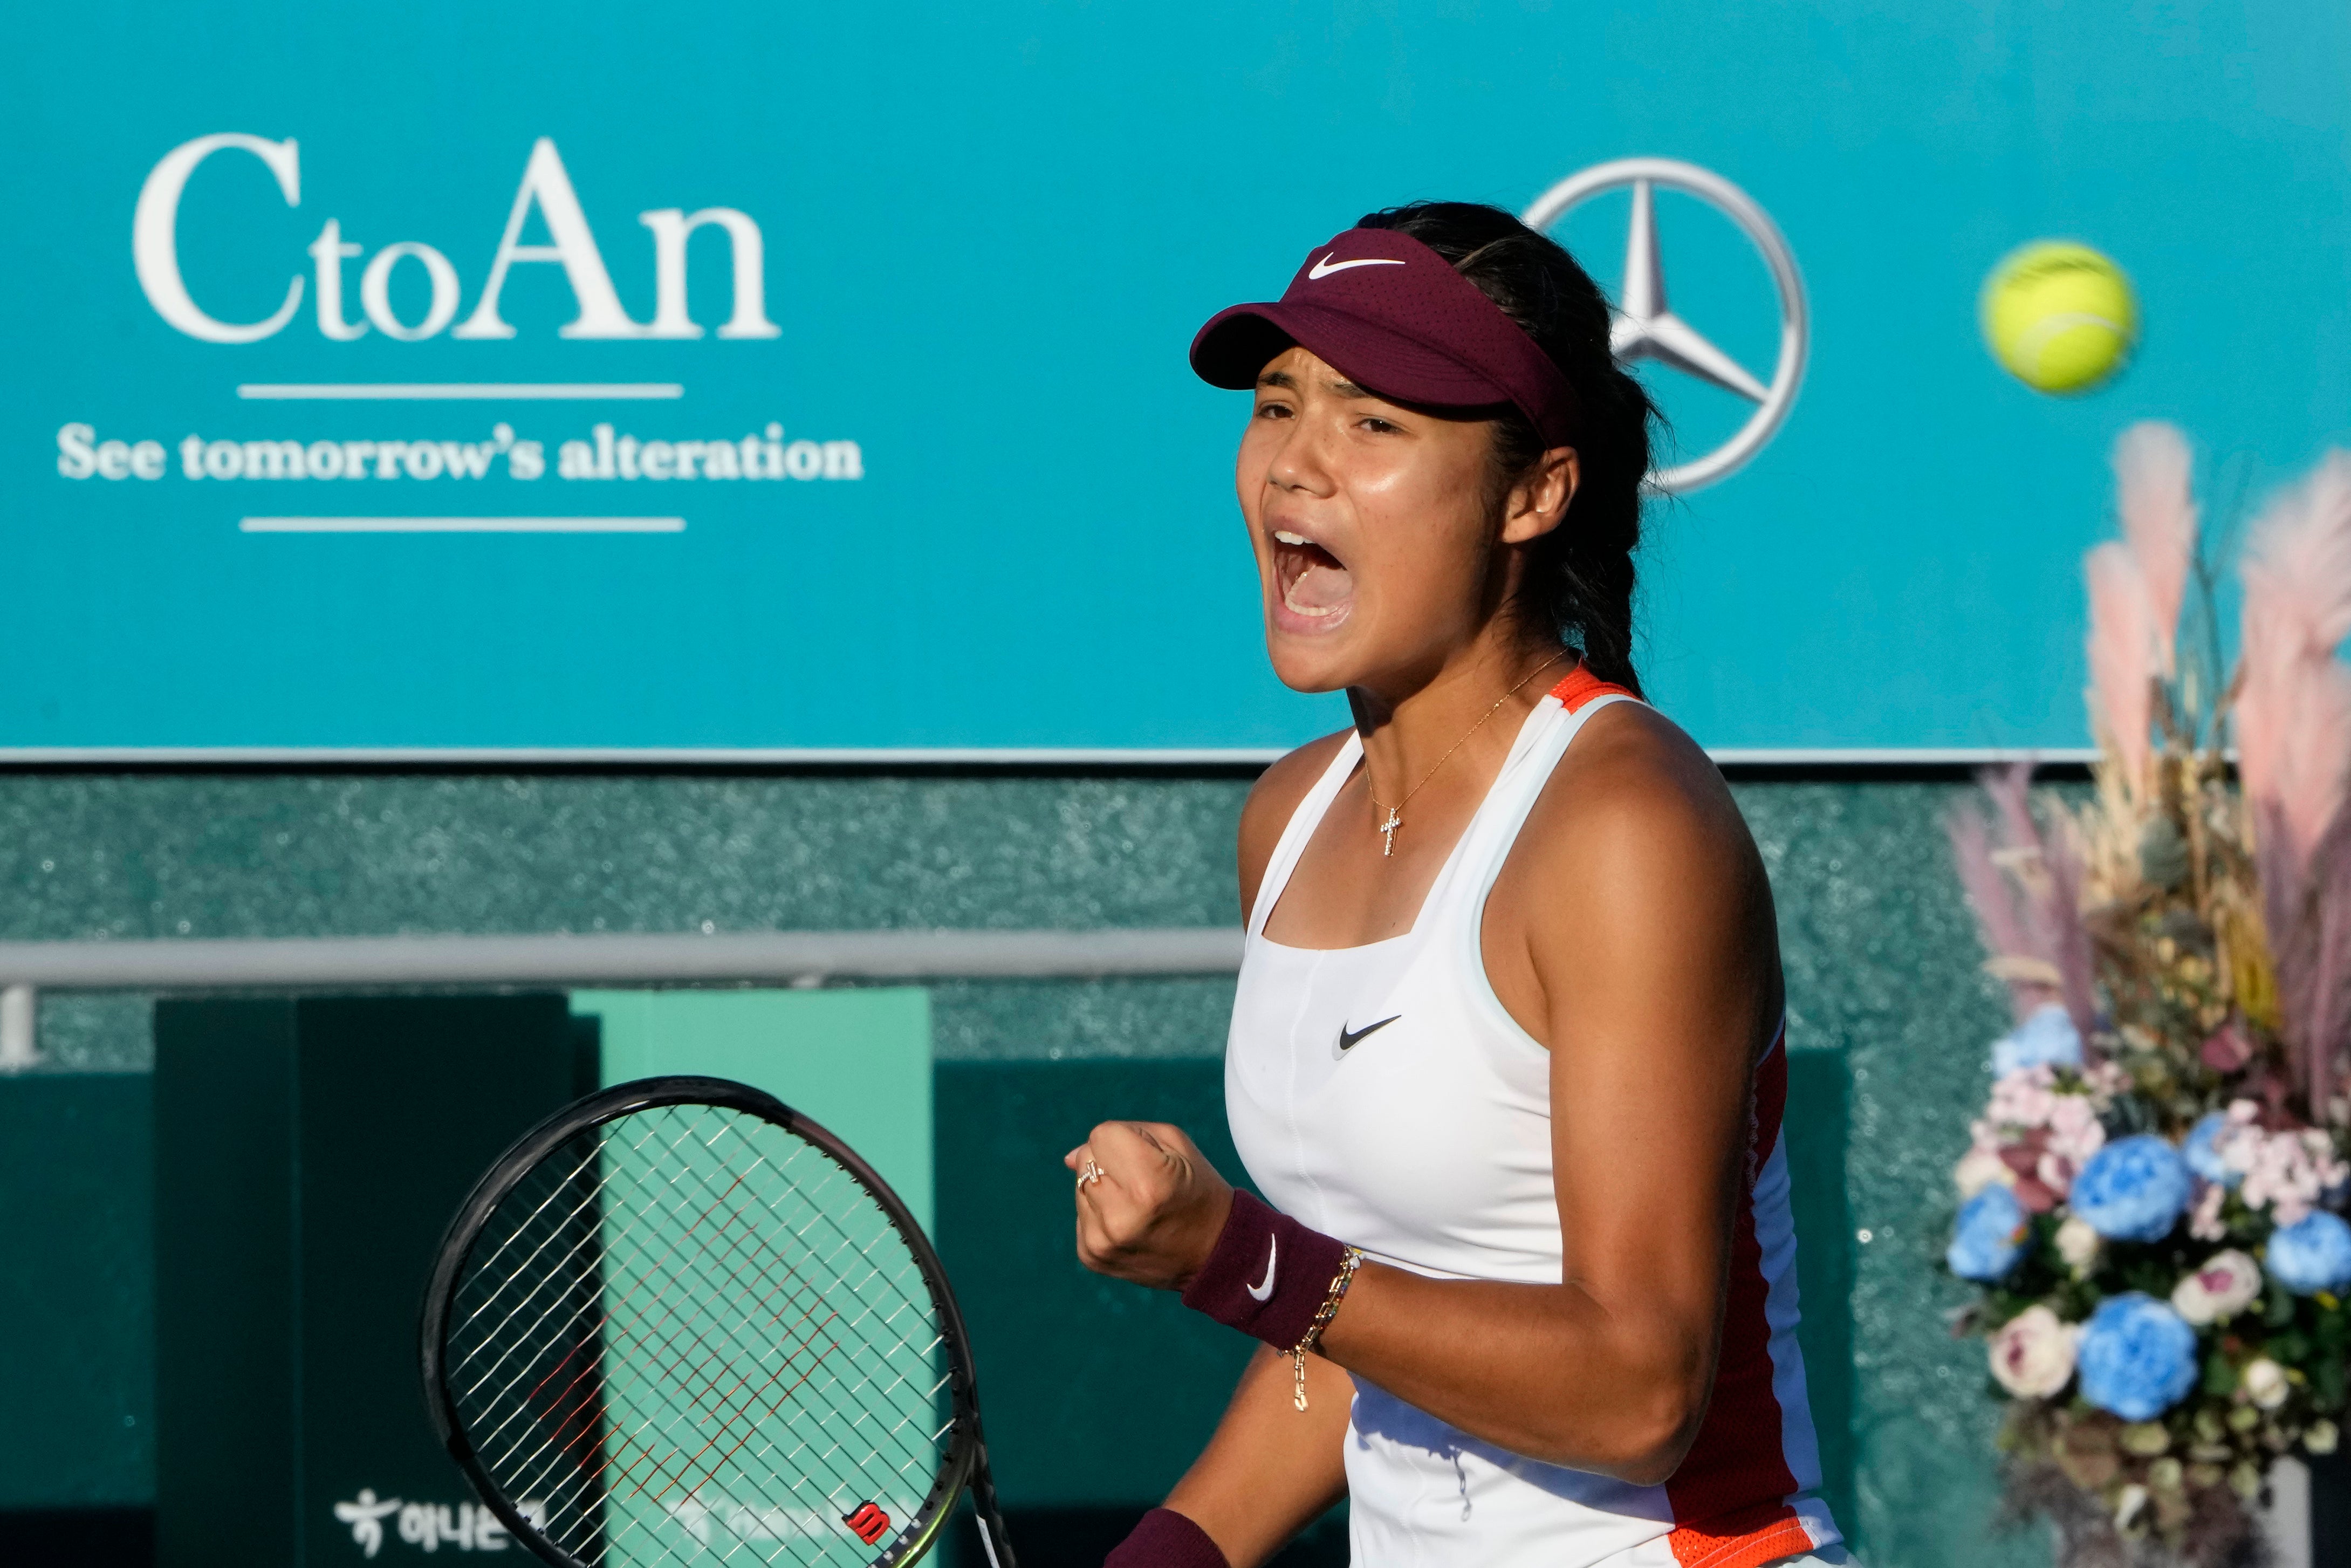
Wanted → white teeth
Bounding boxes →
[1273,530,1312,546]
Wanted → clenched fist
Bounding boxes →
[1065,1120,1236,1290]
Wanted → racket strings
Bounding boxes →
[449,1114,855,1457]
[597,1166,952,1535]
[467,1146,929,1546]
[443,1104,956,1567]
[475,1153,895,1553]
[464,1126,927,1566]
[569,1125,943,1484]
[449,1151,620,1551]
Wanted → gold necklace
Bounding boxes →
[1365,654,1564,857]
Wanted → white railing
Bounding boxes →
[0,927,1244,1070]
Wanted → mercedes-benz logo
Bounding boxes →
[1523,158,1807,495]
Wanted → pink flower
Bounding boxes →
[1970,1067,2126,1207]
[2046,1097,2107,1161]
[2202,1023,2256,1072]
[2212,1106,2350,1225]
[1985,1068,2060,1130]
[2189,1182,2229,1242]
[1990,1305,2079,1399]
[2038,1151,2083,1197]
[2171,1250,2263,1325]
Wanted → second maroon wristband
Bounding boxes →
[1179,1190,1350,1349]
[1102,1507,1228,1568]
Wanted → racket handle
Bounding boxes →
[969,1444,1019,1568]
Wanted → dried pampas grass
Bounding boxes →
[2237,453,2351,1107]
[2087,541,2161,792]
[2116,421,2199,675]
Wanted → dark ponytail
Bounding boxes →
[1355,202,1659,696]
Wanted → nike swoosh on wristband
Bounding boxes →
[1307,254,1407,280]
[1246,1236,1278,1302]
[1337,1016,1402,1052]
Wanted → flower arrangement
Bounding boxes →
[1945,423,2351,1564]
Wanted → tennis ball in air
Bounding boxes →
[1980,241,2139,394]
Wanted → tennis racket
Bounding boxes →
[419,1074,1017,1568]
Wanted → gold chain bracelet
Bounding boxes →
[1291,1246,1363,1411]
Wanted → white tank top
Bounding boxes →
[1224,673,1842,1568]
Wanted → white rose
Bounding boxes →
[2243,1358,2291,1411]
[2057,1216,2102,1275]
[1956,1147,2016,1199]
[1989,1305,2079,1399]
[2171,1250,2264,1325]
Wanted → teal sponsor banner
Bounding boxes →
[6,3,2349,750]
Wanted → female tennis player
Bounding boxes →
[1064,203,1846,1568]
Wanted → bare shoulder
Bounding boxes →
[1536,700,1751,864]
[1237,728,1354,917]
[1492,700,1779,1019]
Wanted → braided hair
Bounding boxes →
[1355,202,1660,695]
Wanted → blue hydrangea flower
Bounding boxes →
[2183,1112,2239,1187]
[2071,1135,2192,1243]
[1948,1183,2029,1281]
[2268,1210,2351,1295]
[1992,1003,2085,1077]
[2076,1292,2200,1420]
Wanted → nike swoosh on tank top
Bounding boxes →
[1223,669,1843,1568]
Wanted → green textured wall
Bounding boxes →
[0,771,2037,1566]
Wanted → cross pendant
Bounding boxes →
[1378,808,1401,857]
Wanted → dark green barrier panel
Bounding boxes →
[935,1059,1256,1510]
[153,1000,298,1568]
[153,996,591,1568]
[0,1074,154,1509]
[934,1057,1348,1568]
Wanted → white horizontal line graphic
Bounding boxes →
[239,517,685,533]
[235,384,684,400]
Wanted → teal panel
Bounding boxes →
[590,1110,949,1566]
[0,1074,154,1508]
[578,988,934,1235]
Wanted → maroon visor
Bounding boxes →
[1189,228,1580,448]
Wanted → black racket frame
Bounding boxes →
[419,1074,1018,1568]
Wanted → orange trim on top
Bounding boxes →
[1664,1505,1820,1568]
[1549,666,1639,713]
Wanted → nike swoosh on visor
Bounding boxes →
[1307,254,1407,279]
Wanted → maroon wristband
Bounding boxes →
[1104,1507,1229,1568]
[1179,1189,1350,1350]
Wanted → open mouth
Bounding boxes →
[1271,528,1354,626]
